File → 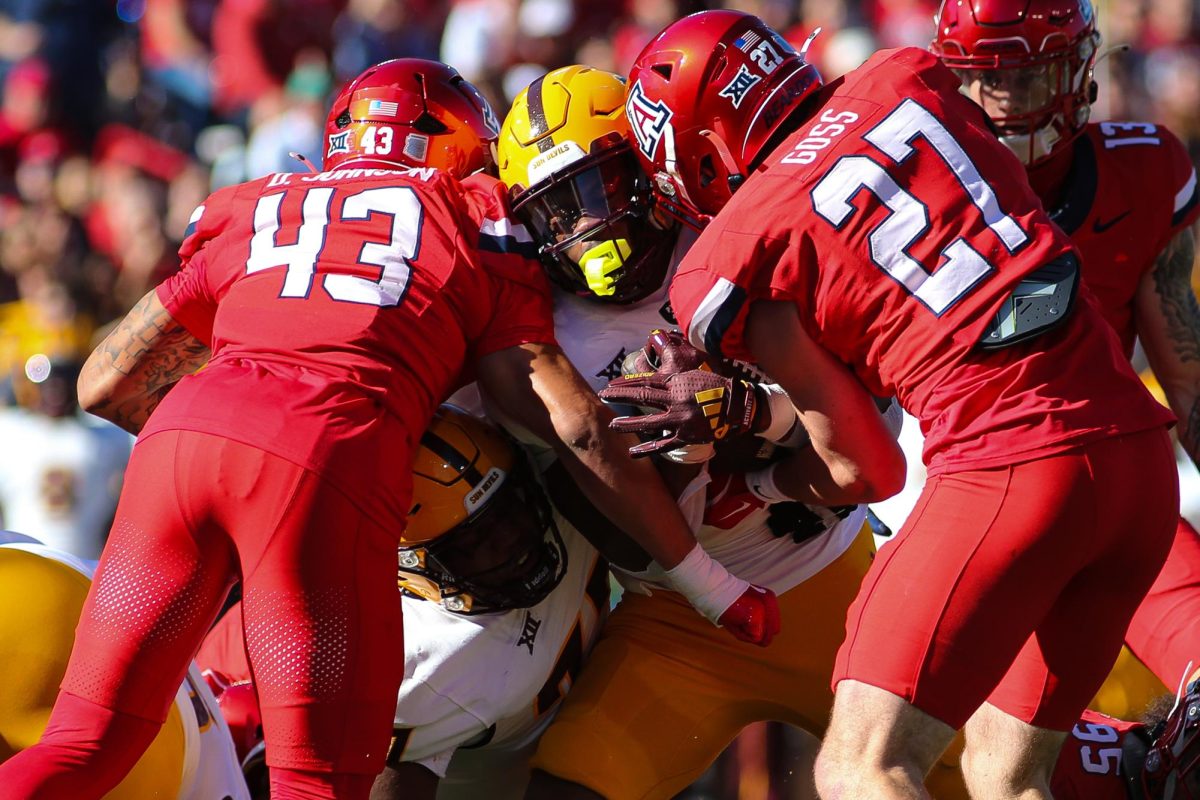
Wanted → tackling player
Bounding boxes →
[196,406,609,800]
[494,65,885,799]
[930,0,1200,712]
[0,531,250,799]
[603,9,1178,799]
[0,59,772,800]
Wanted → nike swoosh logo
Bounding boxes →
[1092,210,1131,233]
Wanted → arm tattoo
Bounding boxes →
[1153,229,1200,362]
[83,291,210,434]
[1152,229,1200,461]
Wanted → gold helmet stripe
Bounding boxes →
[526,75,557,153]
[419,430,485,487]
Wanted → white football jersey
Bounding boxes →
[0,532,250,800]
[393,515,606,779]
[0,410,132,559]
[548,228,864,593]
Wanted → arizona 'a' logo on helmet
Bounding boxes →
[626,80,674,161]
[626,10,823,227]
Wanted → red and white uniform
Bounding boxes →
[1050,710,1143,800]
[1054,123,1199,358]
[0,165,557,799]
[878,120,1200,694]
[671,47,1177,729]
[1051,122,1200,692]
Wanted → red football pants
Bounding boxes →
[834,427,1178,730]
[0,430,405,799]
[1124,516,1200,690]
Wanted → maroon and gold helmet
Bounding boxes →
[399,406,567,615]
[625,10,823,228]
[323,58,500,178]
[931,0,1100,165]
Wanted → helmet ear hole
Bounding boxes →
[414,112,448,134]
[336,110,351,128]
[698,154,717,188]
[651,64,672,80]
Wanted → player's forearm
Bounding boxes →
[78,289,210,434]
[549,407,697,569]
[1141,227,1200,466]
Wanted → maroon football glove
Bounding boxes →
[600,366,763,457]
[623,328,712,376]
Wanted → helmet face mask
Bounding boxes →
[932,0,1100,166]
[324,58,500,178]
[499,65,678,304]
[400,407,567,614]
[1140,672,1200,799]
[510,142,673,303]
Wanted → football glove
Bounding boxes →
[719,585,781,647]
[662,542,781,647]
[600,330,764,458]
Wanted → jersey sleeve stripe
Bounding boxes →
[688,277,746,360]
[1173,168,1199,227]
[477,217,540,258]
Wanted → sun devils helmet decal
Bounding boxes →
[626,80,674,161]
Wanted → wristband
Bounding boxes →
[662,542,750,624]
[745,462,791,504]
[755,383,802,443]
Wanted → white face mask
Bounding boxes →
[998,124,1062,166]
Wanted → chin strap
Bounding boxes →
[698,129,747,194]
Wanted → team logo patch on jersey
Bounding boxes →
[327,131,351,158]
[719,64,762,109]
[596,348,628,381]
[658,301,676,324]
[627,81,674,161]
[517,611,542,654]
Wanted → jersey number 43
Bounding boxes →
[246,185,422,307]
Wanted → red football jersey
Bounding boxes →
[145,165,555,528]
[1050,709,1142,800]
[671,48,1173,475]
[1050,122,1200,357]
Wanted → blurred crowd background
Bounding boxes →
[3,0,1197,397]
[0,1,1196,796]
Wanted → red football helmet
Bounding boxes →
[625,10,823,228]
[323,58,500,178]
[202,670,262,763]
[931,0,1100,165]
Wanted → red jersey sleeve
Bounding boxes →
[1163,127,1199,236]
[670,206,804,364]
[156,248,217,345]
[461,172,557,358]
